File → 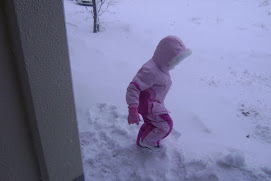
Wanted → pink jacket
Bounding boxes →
[126,36,191,115]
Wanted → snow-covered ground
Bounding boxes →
[64,0,271,180]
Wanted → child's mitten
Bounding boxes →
[128,106,140,125]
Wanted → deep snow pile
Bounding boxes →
[64,0,271,180]
[79,103,270,181]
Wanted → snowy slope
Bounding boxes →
[64,0,271,180]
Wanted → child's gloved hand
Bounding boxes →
[128,107,140,125]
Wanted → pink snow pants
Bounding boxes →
[136,114,173,147]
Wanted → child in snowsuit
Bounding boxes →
[126,35,192,149]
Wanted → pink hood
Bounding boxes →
[152,35,188,73]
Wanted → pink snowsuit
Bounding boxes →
[126,35,191,147]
